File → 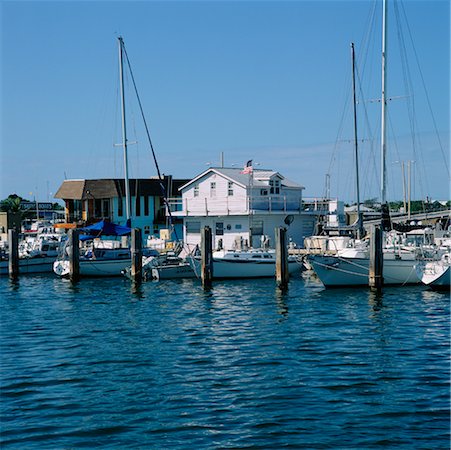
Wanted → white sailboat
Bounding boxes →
[53,37,136,278]
[415,248,451,290]
[309,0,424,288]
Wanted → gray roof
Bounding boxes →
[179,167,303,191]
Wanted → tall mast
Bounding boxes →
[351,42,363,238]
[118,36,131,223]
[380,0,388,204]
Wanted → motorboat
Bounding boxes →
[138,252,196,281]
[189,248,301,279]
[0,230,67,275]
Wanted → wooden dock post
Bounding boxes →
[369,225,383,291]
[131,228,142,284]
[68,229,80,282]
[201,226,213,290]
[8,229,19,278]
[275,226,289,290]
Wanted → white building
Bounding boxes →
[170,167,321,250]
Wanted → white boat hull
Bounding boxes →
[415,261,450,290]
[1,256,57,275]
[53,258,131,277]
[309,254,420,287]
[150,264,196,280]
[211,258,299,279]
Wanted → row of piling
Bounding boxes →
[6,225,384,292]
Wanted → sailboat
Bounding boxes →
[415,251,451,290]
[308,0,424,287]
[53,37,143,278]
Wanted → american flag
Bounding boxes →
[240,160,253,174]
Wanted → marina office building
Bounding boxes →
[169,167,344,250]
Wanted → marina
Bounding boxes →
[1,0,450,448]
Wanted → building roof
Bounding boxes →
[178,167,304,191]
[55,178,189,200]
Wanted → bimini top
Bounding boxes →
[80,220,131,240]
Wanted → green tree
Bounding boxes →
[0,194,23,213]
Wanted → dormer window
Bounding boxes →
[269,179,280,194]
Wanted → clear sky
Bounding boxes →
[1,0,449,204]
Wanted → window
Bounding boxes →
[269,180,280,194]
[186,221,201,233]
[210,182,216,197]
[144,225,150,235]
[94,199,102,217]
[144,195,149,216]
[102,199,110,218]
[260,189,268,196]
[228,181,233,196]
[135,195,141,216]
[250,220,263,235]
[73,200,83,221]
[194,185,199,197]
[118,197,123,217]
[215,222,224,236]
[235,224,242,230]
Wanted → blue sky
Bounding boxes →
[1,0,449,203]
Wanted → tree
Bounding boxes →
[0,194,23,213]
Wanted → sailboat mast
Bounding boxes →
[118,36,131,223]
[380,0,388,204]
[351,42,363,238]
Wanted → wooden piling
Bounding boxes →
[8,229,19,278]
[369,225,383,291]
[68,229,80,282]
[275,226,289,290]
[131,228,142,284]
[201,226,213,289]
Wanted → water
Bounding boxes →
[1,273,449,449]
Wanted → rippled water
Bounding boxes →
[1,274,449,449]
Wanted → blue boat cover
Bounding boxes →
[80,220,131,239]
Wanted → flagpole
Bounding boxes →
[249,170,253,248]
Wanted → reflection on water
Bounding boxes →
[1,275,449,449]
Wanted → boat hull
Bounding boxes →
[211,258,299,279]
[416,261,450,290]
[309,255,420,287]
[150,264,196,280]
[0,256,57,275]
[53,258,131,277]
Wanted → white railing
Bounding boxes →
[167,196,306,216]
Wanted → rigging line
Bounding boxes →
[121,42,179,241]
[399,0,449,178]
[355,62,379,200]
[123,67,140,202]
[358,0,378,92]
[326,68,353,200]
[394,1,429,201]
[113,63,121,180]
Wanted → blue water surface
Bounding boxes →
[1,273,449,449]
